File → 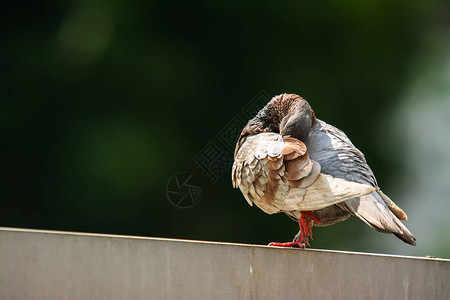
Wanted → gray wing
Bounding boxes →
[304,120,416,245]
[305,120,376,186]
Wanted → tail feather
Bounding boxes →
[342,191,416,246]
[377,188,408,220]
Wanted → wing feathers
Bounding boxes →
[305,120,415,245]
[290,174,375,211]
[232,132,375,214]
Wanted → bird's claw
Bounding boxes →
[268,241,306,248]
[268,211,320,249]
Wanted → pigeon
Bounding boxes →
[232,93,416,248]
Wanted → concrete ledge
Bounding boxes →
[0,227,449,300]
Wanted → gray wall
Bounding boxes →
[0,228,448,300]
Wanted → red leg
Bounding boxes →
[298,211,321,246]
[268,211,321,248]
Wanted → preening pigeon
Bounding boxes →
[232,93,416,248]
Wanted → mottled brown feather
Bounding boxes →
[268,158,284,170]
[262,177,280,204]
[285,160,313,181]
[284,153,310,175]
[262,137,315,205]
[269,168,281,179]
[282,137,307,159]
[288,161,321,188]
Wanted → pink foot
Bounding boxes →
[268,211,321,248]
[268,241,305,248]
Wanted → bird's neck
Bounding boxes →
[241,94,314,137]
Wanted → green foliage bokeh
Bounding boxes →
[1,0,448,256]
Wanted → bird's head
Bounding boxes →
[234,93,316,157]
[279,96,316,141]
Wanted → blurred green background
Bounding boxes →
[2,0,449,258]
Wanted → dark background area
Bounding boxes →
[2,0,449,256]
